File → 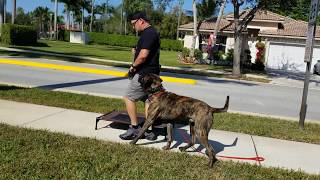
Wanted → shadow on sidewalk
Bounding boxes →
[267,69,320,84]
[103,122,237,154]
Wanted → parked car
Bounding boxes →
[314,60,320,75]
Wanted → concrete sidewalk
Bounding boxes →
[1,99,320,175]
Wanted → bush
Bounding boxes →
[87,32,183,51]
[181,47,190,57]
[194,49,203,60]
[1,24,37,45]
[58,29,70,41]
[160,39,183,51]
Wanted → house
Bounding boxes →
[178,9,320,72]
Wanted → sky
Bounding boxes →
[4,0,236,16]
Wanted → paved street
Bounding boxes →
[0,56,319,121]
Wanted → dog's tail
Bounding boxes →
[211,96,229,113]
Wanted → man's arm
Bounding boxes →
[131,49,149,69]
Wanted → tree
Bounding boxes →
[33,7,51,34]
[212,0,227,47]
[15,7,32,25]
[197,0,219,20]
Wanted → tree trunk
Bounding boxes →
[190,0,197,58]
[54,0,58,40]
[0,0,4,35]
[90,0,94,32]
[212,0,227,46]
[233,4,241,77]
[82,7,84,32]
[11,0,15,24]
[176,0,184,40]
[3,0,5,23]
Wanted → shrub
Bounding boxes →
[58,29,70,41]
[160,39,183,51]
[87,32,183,51]
[194,49,203,60]
[181,47,190,57]
[1,24,37,45]
[226,48,234,61]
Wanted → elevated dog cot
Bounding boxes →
[95,110,168,136]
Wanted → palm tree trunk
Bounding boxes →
[0,0,4,35]
[212,0,226,46]
[82,8,85,31]
[176,0,184,40]
[233,4,241,77]
[3,0,6,23]
[90,0,94,32]
[54,0,58,40]
[11,0,15,24]
[190,0,197,58]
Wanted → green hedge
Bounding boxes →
[1,24,37,45]
[87,32,183,51]
[58,29,70,41]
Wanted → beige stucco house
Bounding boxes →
[178,9,320,72]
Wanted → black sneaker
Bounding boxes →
[119,125,140,140]
[144,131,157,141]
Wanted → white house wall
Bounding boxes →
[266,41,320,72]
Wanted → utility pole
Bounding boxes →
[299,0,320,130]
[54,0,58,40]
[12,0,15,24]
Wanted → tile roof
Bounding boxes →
[225,9,285,22]
[179,9,320,39]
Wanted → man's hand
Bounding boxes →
[128,64,137,79]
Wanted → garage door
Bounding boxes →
[266,42,320,72]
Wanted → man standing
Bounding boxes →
[119,11,161,140]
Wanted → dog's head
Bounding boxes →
[138,73,163,93]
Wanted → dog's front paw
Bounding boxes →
[130,140,137,144]
[162,145,170,150]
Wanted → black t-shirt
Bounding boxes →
[134,26,160,75]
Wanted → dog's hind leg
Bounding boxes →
[197,132,217,168]
[162,123,173,150]
[179,122,196,151]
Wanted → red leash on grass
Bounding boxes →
[178,129,265,163]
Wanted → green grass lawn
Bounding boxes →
[1,123,318,179]
[7,39,232,72]
[1,84,319,145]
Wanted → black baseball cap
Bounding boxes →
[131,11,149,22]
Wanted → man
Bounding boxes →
[119,11,161,140]
[207,32,215,60]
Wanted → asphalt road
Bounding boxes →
[0,57,319,121]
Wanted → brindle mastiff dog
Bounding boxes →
[130,73,229,167]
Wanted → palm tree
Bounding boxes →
[212,0,227,46]
[33,7,51,34]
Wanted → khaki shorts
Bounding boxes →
[124,74,148,102]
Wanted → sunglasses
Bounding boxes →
[131,19,140,27]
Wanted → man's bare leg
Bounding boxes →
[124,96,138,126]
